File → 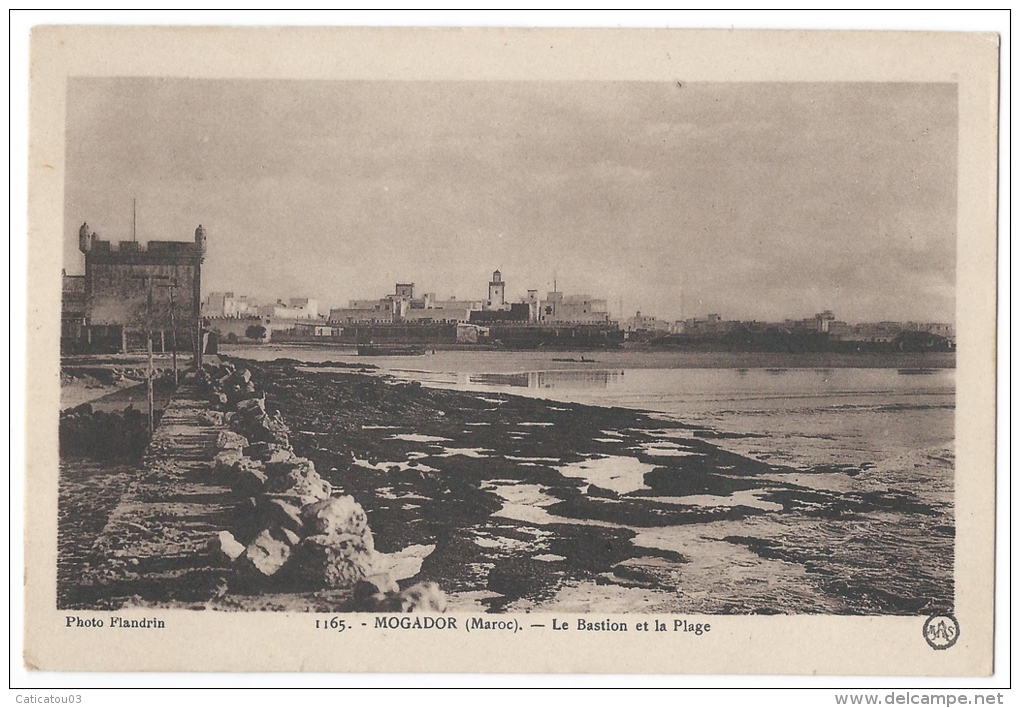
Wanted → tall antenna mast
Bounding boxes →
[132,198,137,241]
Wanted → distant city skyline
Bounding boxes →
[63,79,957,323]
[198,280,949,327]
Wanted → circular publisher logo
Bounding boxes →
[923,614,960,650]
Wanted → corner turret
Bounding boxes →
[195,224,207,256]
[78,222,95,253]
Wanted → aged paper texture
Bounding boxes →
[24,26,998,674]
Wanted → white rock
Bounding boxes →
[301,495,369,538]
[238,529,292,577]
[208,530,245,563]
[372,544,436,582]
[216,430,249,451]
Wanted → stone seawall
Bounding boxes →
[76,384,240,607]
[76,361,445,612]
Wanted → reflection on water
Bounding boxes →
[430,365,954,481]
[224,343,954,488]
[469,369,623,390]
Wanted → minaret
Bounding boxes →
[488,269,505,308]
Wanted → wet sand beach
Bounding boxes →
[56,351,953,614]
[248,358,953,615]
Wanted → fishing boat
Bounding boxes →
[357,343,427,356]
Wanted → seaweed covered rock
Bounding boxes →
[244,442,295,464]
[216,430,249,451]
[236,396,266,416]
[213,448,244,474]
[292,533,375,588]
[233,410,290,447]
[282,496,378,589]
[238,528,293,578]
[352,581,449,613]
[396,582,448,612]
[231,459,268,497]
[264,458,331,503]
[301,495,369,538]
[197,410,225,427]
[256,497,305,535]
[59,406,152,459]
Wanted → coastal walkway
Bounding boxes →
[80,384,240,606]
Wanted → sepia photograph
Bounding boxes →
[57,78,958,616]
[21,23,999,677]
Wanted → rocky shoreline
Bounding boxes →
[197,360,445,611]
[58,356,953,614]
[245,358,953,615]
[59,359,446,612]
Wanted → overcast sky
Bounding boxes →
[63,79,956,323]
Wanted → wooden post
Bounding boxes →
[146,283,154,434]
[129,273,168,434]
[196,317,203,369]
[168,282,178,387]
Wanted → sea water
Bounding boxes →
[225,345,953,471]
[224,345,955,614]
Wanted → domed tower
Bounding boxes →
[488,269,505,309]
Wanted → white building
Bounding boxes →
[624,311,670,333]
[203,292,258,318]
[538,292,611,325]
[287,298,320,319]
[258,298,319,321]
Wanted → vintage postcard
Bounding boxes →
[23,26,998,674]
